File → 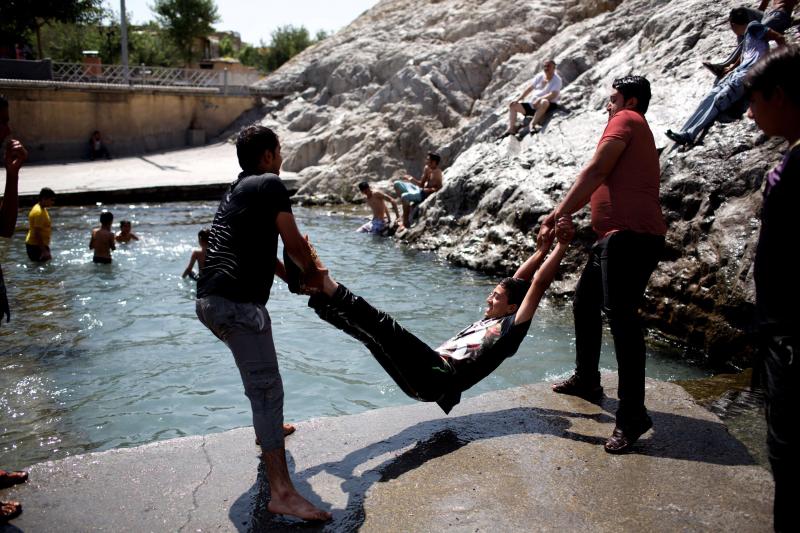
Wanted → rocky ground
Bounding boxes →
[247,0,799,367]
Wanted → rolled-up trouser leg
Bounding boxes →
[309,285,452,402]
[196,296,285,453]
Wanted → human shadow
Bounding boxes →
[228,401,755,531]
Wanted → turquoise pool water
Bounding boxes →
[0,202,710,468]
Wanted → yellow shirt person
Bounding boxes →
[25,188,55,262]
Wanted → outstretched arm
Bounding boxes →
[515,218,574,325]
[0,140,26,238]
[182,251,198,278]
[276,212,325,291]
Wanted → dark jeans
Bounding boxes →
[308,284,454,403]
[761,334,799,533]
[572,230,664,428]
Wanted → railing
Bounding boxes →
[50,61,262,94]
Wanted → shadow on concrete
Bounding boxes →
[138,156,188,172]
[227,402,755,531]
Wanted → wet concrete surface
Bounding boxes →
[0,375,773,532]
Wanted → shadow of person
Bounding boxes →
[228,401,756,531]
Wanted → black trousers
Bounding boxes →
[572,230,664,428]
[308,284,454,403]
[761,334,799,533]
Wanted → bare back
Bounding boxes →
[366,192,391,220]
[91,227,115,259]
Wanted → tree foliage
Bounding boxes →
[0,0,104,58]
[152,0,219,66]
[239,25,328,73]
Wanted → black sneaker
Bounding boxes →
[551,373,604,401]
[666,129,692,146]
[604,414,653,454]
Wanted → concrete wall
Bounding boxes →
[0,84,257,162]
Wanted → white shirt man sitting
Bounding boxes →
[503,59,563,137]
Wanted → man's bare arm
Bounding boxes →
[376,191,400,218]
[275,258,287,282]
[0,141,26,238]
[538,138,626,246]
[276,212,324,290]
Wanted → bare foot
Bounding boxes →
[0,500,22,523]
[268,490,332,521]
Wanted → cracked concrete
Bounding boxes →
[0,375,773,532]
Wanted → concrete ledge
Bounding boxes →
[0,375,773,532]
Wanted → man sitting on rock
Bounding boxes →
[393,152,443,228]
[666,7,785,147]
[295,217,573,414]
[503,59,563,138]
[703,0,797,77]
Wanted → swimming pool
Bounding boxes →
[0,202,710,468]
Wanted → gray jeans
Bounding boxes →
[196,295,285,452]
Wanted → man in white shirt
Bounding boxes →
[504,59,563,137]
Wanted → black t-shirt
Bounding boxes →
[435,313,532,412]
[197,172,292,305]
[755,143,800,334]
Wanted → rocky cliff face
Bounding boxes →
[253,0,797,367]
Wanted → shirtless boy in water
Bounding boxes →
[90,211,115,264]
[393,152,444,228]
[115,220,139,243]
[357,181,400,234]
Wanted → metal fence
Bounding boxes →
[51,61,262,94]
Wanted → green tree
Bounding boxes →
[264,25,311,71]
[0,0,104,59]
[152,0,219,66]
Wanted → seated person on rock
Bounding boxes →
[357,181,400,234]
[667,7,785,147]
[393,152,443,228]
[503,59,562,137]
[703,0,796,76]
[296,217,574,414]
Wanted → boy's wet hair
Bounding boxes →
[100,211,113,225]
[358,181,370,191]
[198,228,210,242]
[745,45,800,106]
[120,220,131,227]
[729,7,751,25]
[236,125,279,175]
[499,277,531,307]
[427,152,441,165]
[612,75,651,114]
[39,187,56,200]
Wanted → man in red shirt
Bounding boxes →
[539,76,666,454]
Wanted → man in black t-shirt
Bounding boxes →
[307,217,574,413]
[196,126,331,522]
[744,46,800,533]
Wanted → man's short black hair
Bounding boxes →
[612,75,651,114]
[0,95,8,109]
[745,45,800,107]
[198,228,210,242]
[39,187,56,200]
[358,181,370,191]
[730,7,751,25]
[100,211,113,225]
[236,125,279,175]
[427,152,441,165]
[499,277,531,308]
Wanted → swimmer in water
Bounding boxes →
[182,228,209,280]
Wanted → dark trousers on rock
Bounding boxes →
[761,334,799,533]
[308,284,454,403]
[572,230,664,428]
